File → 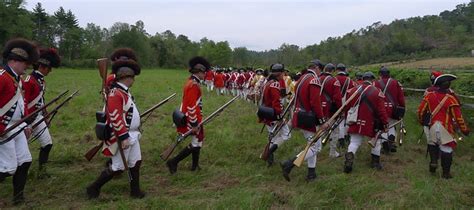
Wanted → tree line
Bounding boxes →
[1,1,474,69]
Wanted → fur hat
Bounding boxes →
[110,48,137,62]
[37,48,60,68]
[188,56,210,73]
[2,38,39,64]
[111,60,141,79]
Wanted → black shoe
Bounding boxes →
[382,141,390,154]
[344,152,354,173]
[428,145,440,174]
[370,154,383,170]
[130,161,145,199]
[166,146,192,174]
[38,144,53,179]
[280,157,296,182]
[306,168,317,182]
[86,168,117,199]
[388,135,397,153]
[13,162,31,205]
[337,138,345,149]
[191,147,201,171]
[441,152,453,179]
[267,144,278,167]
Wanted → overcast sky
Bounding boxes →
[25,0,468,51]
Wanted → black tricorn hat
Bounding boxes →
[112,60,141,78]
[324,63,336,72]
[336,63,346,71]
[110,48,137,62]
[189,56,210,73]
[433,74,456,86]
[37,48,61,68]
[379,66,390,75]
[309,59,324,69]
[2,38,39,64]
[362,72,376,80]
[270,63,285,72]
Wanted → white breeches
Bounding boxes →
[266,123,291,146]
[0,125,32,174]
[32,115,52,147]
[190,135,202,147]
[301,130,322,168]
[111,140,142,171]
[347,134,381,156]
[380,118,397,143]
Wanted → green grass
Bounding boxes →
[0,69,473,208]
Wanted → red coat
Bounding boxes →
[259,78,282,125]
[236,73,245,89]
[345,82,389,138]
[373,76,405,118]
[214,73,225,88]
[102,83,134,156]
[335,74,356,97]
[424,86,460,104]
[177,75,204,141]
[291,71,325,132]
[23,71,45,114]
[319,73,342,117]
[417,89,469,141]
[0,66,28,133]
[205,70,214,81]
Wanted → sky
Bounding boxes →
[25,0,468,51]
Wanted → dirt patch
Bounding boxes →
[83,134,93,142]
[202,175,240,191]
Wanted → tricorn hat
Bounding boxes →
[270,63,285,72]
[324,63,336,72]
[336,63,346,71]
[309,59,324,69]
[189,56,210,73]
[430,71,443,85]
[433,74,456,86]
[362,72,376,80]
[379,66,390,75]
[110,48,137,62]
[37,48,60,68]
[2,38,39,64]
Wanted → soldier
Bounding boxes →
[257,63,291,167]
[23,48,60,178]
[319,63,343,158]
[374,67,405,154]
[213,69,225,95]
[0,38,39,204]
[280,62,327,182]
[417,74,469,179]
[105,48,138,89]
[355,71,364,85]
[335,64,355,148]
[167,57,211,174]
[204,68,214,92]
[343,72,389,173]
[86,53,145,199]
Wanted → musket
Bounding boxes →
[0,90,68,145]
[397,119,407,146]
[160,96,239,161]
[368,120,403,148]
[84,58,109,162]
[320,116,344,146]
[29,90,79,143]
[293,86,362,167]
[260,96,295,160]
[140,93,177,122]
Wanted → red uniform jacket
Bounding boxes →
[319,73,342,117]
[345,82,389,138]
[236,73,245,89]
[177,75,204,141]
[0,66,28,133]
[205,70,214,81]
[106,74,116,89]
[417,89,469,146]
[335,74,356,98]
[214,73,225,88]
[23,71,45,114]
[424,86,460,104]
[291,71,325,132]
[102,83,134,156]
[259,78,282,125]
[374,76,405,118]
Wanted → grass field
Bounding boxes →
[0,69,473,209]
[364,57,474,71]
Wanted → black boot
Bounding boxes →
[166,146,192,174]
[370,154,383,170]
[86,167,118,199]
[191,147,201,171]
[441,152,453,179]
[337,138,345,149]
[306,168,317,182]
[280,157,296,182]
[12,162,31,205]
[427,145,440,174]
[267,144,278,167]
[344,152,354,173]
[0,172,10,183]
[130,161,145,199]
[382,141,390,154]
[38,144,53,179]
[388,134,397,153]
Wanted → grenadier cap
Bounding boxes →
[2,38,39,64]
[270,63,285,72]
[189,56,210,73]
[110,48,137,62]
[37,48,60,68]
